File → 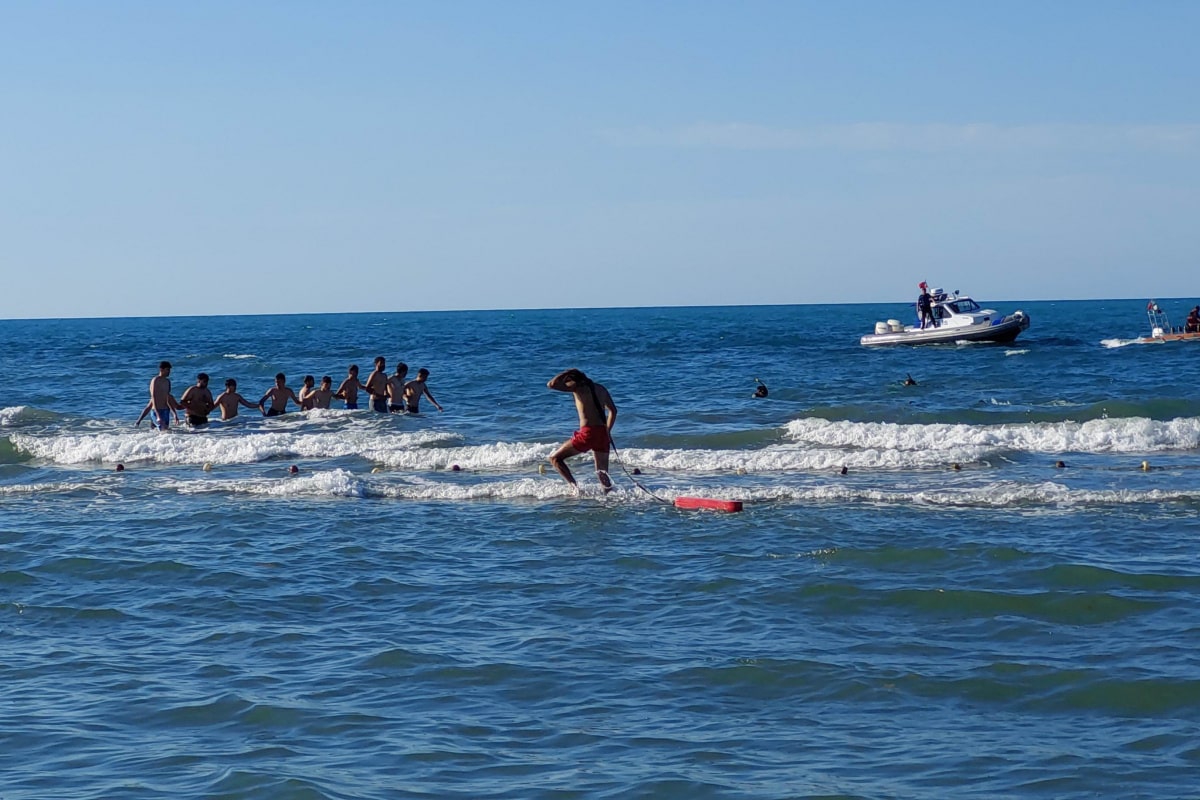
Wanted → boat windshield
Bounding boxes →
[945,299,981,314]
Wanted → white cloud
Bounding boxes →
[602,122,1200,153]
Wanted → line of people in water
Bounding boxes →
[138,357,443,430]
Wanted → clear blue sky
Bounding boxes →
[2,1,1197,318]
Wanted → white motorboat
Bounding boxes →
[860,289,1030,346]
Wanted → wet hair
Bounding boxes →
[564,368,590,385]
[159,361,171,371]
[225,378,236,388]
[374,356,385,367]
[275,373,286,382]
[303,374,314,385]
[418,368,430,378]
[349,365,359,374]
[321,376,331,385]
[394,362,408,375]
[197,373,208,382]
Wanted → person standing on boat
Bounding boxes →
[1186,306,1200,333]
[917,282,938,329]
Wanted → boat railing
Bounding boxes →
[1147,303,1171,336]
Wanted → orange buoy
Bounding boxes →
[675,496,743,513]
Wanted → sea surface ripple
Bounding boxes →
[2,300,1199,798]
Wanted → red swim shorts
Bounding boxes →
[569,425,610,453]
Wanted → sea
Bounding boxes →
[2,298,1199,799]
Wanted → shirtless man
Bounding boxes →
[335,365,366,410]
[402,368,443,414]
[138,360,180,430]
[212,378,259,420]
[309,376,334,409]
[364,356,390,413]
[178,373,216,427]
[387,362,409,413]
[547,368,617,492]
[259,373,301,417]
[298,375,318,410]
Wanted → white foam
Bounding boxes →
[1004,349,1029,356]
[10,428,460,465]
[223,353,258,360]
[0,406,28,427]
[169,469,603,501]
[613,445,987,472]
[1101,338,1139,349]
[783,416,1200,454]
[158,471,1200,509]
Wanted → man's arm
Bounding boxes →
[238,393,258,409]
[600,386,618,430]
[547,370,578,392]
[423,386,443,412]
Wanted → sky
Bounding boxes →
[2,1,1198,319]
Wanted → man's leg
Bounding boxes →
[548,441,581,487]
[593,449,613,492]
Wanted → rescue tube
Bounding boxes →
[675,497,743,513]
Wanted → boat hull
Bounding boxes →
[860,312,1030,346]
[1134,331,1200,345]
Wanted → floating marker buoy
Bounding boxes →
[289,465,299,474]
[675,497,743,513]
[115,464,124,472]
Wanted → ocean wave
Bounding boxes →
[784,417,1200,455]
[157,472,1200,508]
[614,445,991,472]
[9,428,461,466]
[223,353,258,360]
[168,470,588,501]
[0,406,62,428]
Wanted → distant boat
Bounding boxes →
[1131,300,1200,344]
[860,288,1030,346]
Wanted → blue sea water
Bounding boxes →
[2,298,1199,799]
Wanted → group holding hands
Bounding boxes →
[135,359,618,493]
[137,357,443,430]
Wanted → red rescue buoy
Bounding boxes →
[674,496,743,513]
